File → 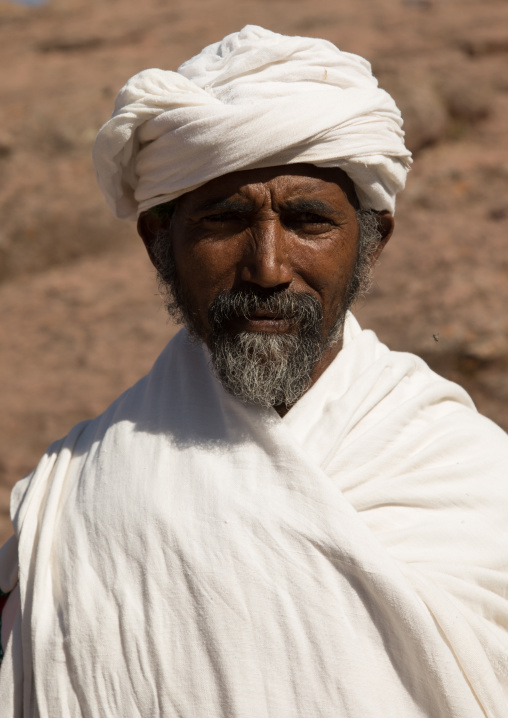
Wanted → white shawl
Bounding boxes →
[1,315,508,717]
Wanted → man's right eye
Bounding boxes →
[204,213,237,222]
[202,212,249,226]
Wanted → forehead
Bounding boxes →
[175,164,359,213]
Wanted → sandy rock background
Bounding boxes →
[1,0,507,542]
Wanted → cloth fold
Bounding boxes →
[1,314,507,717]
[93,25,412,220]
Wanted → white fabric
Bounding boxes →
[92,25,412,220]
[1,314,508,717]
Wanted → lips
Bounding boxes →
[229,310,296,333]
[208,288,323,337]
[248,309,293,321]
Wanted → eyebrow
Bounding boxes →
[281,198,347,217]
[196,198,255,214]
[194,196,348,217]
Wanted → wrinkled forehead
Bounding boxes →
[174,164,360,214]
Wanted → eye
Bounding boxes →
[199,211,251,230]
[298,212,330,223]
[283,212,335,232]
[204,212,241,223]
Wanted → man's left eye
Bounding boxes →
[286,213,333,228]
[300,213,328,223]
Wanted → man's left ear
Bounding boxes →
[371,211,394,265]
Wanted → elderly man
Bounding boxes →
[1,25,508,718]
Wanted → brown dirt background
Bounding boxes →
[1,0,507,543]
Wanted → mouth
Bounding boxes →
[208,288,322,340]
[228,309,296,333]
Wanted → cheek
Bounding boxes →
[296,238,359,309]
[172,240,240,321]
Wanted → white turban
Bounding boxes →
[93,25,412,220]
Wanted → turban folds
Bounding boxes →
[93,25,412,220]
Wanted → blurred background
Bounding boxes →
[1,0,507,542]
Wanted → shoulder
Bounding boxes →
[0,536,21,667]
[9,329,211,535]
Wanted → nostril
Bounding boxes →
[240,260,293,288]
[240,244,293,288]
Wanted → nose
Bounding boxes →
[239,219,293,288]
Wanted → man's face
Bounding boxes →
[139,164,392,410]
[163,165,361,341]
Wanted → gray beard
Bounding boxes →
[151,209,381,408]
[211,331,319,408]
[207,288,331,408]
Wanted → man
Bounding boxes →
[1,25,507,718]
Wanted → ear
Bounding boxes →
[371,211,394,265]
[137,212,165,270]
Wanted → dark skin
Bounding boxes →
[138,164,394,416]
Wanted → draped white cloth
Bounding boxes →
[1,315,508,717]
[92,25,412,220]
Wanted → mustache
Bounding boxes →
[208,288,323,332]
